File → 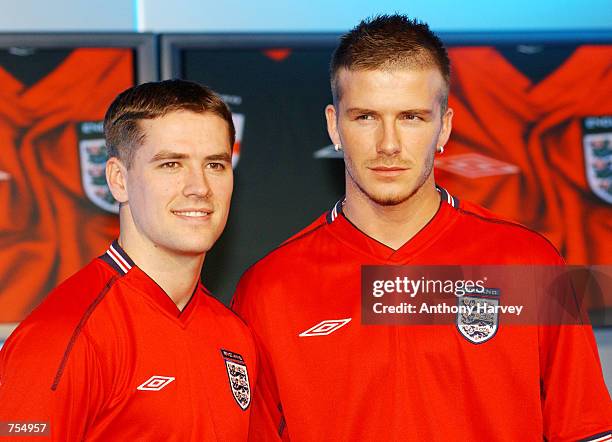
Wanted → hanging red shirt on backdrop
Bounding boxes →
[0,49,134,322]
[437,45,612,265]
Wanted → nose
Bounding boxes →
[377,119,401,156]
[183,167,212,199]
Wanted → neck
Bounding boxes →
[118,231,205,311]
[343,178,441,250]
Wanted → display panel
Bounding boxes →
[161,34,341,304]
[0,34,157,327]
[165,33,612,324]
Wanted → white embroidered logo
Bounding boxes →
[137,376,175,391]
[299,318,352,337]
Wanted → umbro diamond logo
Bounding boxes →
[299,318,352,337]
[137,375,175,391]
[434,153,519,178]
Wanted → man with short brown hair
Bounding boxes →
[0,79,256,440]
[104,79,236,169]
[232,15,611,441]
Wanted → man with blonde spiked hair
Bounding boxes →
[233,15,611,441]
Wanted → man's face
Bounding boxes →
[326,67,453,206]
[119,110,233,256]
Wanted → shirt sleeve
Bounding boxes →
[0,320,104,440]
[232,270,290,442]
[532,250,612,441]
[539,322,612,441]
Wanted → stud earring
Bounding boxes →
[334,144,343,152]
[437,145,445,154]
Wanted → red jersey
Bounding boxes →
[0,49,133,322]
[0,241,256,441]
[232,188,611,441]
[437,46,612,265]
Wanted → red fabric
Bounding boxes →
[438,46,612,265]
[0,49,133,321]
[0,249,257,441]
[232,197,611,441]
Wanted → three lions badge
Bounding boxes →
[221,349,251,410]
[77,121,119,213]
[583,116,612,204]
[456,288,501,344]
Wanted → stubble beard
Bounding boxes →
[346,149,436,207]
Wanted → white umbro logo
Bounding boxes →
[299,318,352,337]
[137,375,175,391]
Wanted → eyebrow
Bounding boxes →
[346,107,434,115]
[150,150,232,163]
[404,109,434,116]
[206,153,232,162]
[150,151,188,162]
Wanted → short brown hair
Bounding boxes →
[104,79,235,168]
[330,14,450,111]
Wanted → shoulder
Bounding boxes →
[241,213,329,279]
[453,199,564,264]
[11,258,118,336]
[0,259,116,387]
[231,213,329,316]
[281,213,329,245]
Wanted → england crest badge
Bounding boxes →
[456,288,501,344]
[77,121,119,213]
[583,116,612,204]
[221,349,251,410]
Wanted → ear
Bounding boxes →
[106,157,129,204]
[437,107,454,148]
[325,104,341,146]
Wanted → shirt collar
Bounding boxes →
[100,239,136,275]
[326,185,459,225]
[99,240,202,324]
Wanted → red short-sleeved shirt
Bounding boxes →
[233,188,611,441]
[0,241,256,441]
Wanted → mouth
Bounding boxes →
[171,209,212,219]
[368,166,409,176]
[371,166,407,171]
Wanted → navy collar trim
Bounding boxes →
[326,186,459,225]
[99,240,136,275]
[436,186,460,208]
[326,198,345,224]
